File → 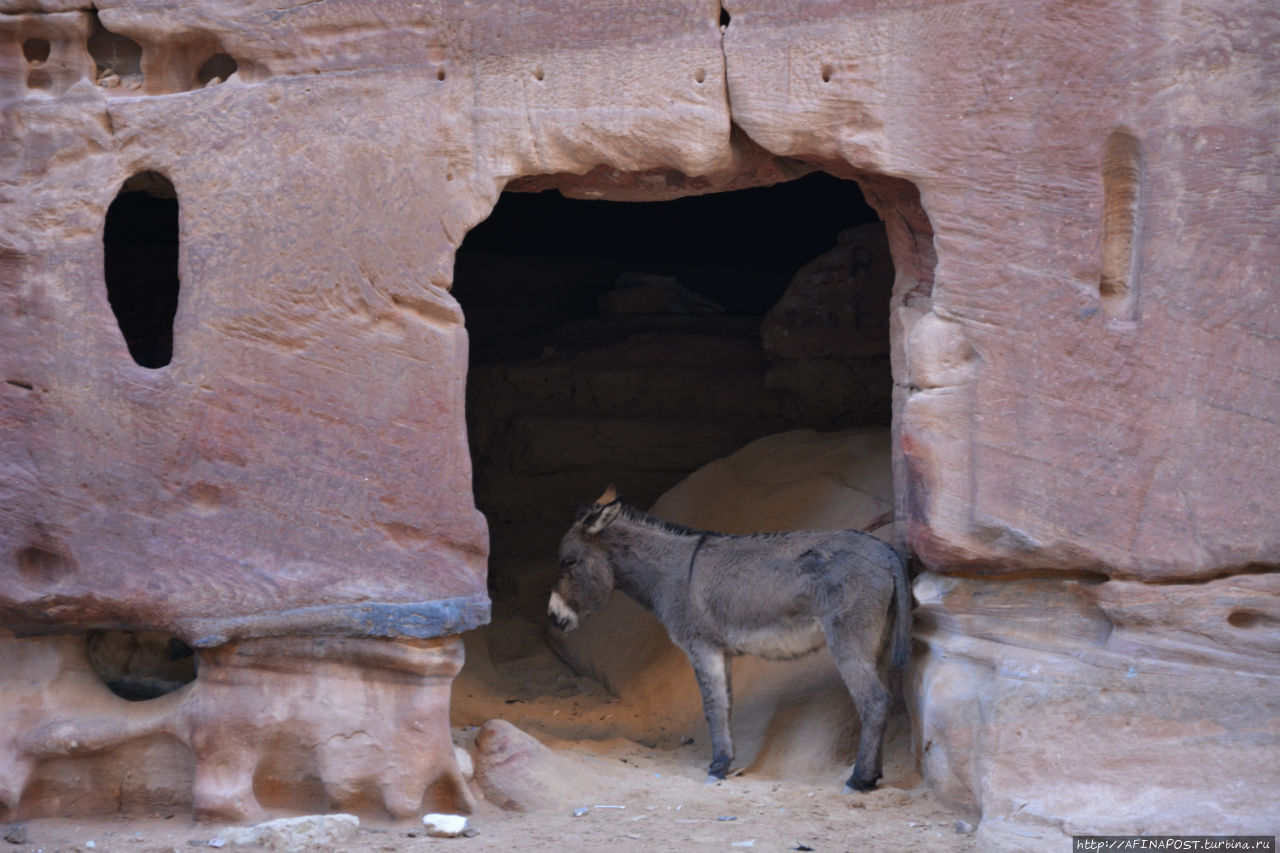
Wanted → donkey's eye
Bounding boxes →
[560,557,578,571]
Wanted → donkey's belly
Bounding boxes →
[724,619,826,660]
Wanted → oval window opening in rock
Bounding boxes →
[196,52,237,87]
[86,630,197,701]
[104,171,181,368]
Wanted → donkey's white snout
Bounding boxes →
[548,591,579,632]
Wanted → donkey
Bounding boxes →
[548,487,912,793]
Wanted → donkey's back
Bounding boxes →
[681,528,903,664]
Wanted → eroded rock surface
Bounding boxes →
[761,224,894,425]
[0,632,471,822]
[911,572,1280,847]
[762,224,893,362]
[471,719,595,813]
[724,0,1279,580]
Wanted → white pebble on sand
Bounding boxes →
[422,813,469,837]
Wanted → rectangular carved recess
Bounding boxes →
[1100,130,1142,322]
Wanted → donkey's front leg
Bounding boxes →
[687,644,733,783]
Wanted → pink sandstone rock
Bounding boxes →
[471,719,596,813]
[911,571,1280,847]
[0,631,471,822]
[723,0,1280,581]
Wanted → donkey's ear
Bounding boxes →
[593,484,618,507]
[584,500,622,535]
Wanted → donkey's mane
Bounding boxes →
[616,504,788,540]
[616,504,705,536]
[580,500,790,540]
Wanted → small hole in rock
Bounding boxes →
[87,630,197,701]
[1227,610,1258,629]
[821,64,833,83]
[695,68,706,84]
[720,7,731,27]
[23,38,51,65]
[88,13,142,86]
[1100,130,1142,322]
[26,69,52,90]
[17,543,74,583]
[197,52,237,87]
[437,67,446,81]
[533,67,545,81]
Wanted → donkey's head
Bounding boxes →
[548,486,623,632]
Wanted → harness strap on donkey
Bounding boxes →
[687,532,710,582]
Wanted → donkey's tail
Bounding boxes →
[889,548,913,670]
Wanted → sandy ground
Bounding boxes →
[6,676,977,853]
[7,770,976,853]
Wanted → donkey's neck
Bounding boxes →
[602,510,705,613]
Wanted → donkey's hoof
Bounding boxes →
[705,774,725,786]
[843,777,879,794]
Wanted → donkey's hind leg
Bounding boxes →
[824,613,892,793]
[686,644,733,783]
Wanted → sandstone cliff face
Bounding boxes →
[911,571,1280,844]
[718,5,1279,841]
[1,1,495,642]
[1,0,1277,842]
[725,0,1279,580]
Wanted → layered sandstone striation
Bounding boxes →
[911,571,1280,844]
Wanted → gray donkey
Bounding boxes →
[548,487,912,793]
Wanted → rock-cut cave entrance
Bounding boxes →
[454,168,919,621]
[451,167,936,787]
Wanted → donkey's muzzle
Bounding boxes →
[547,592,579,633]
